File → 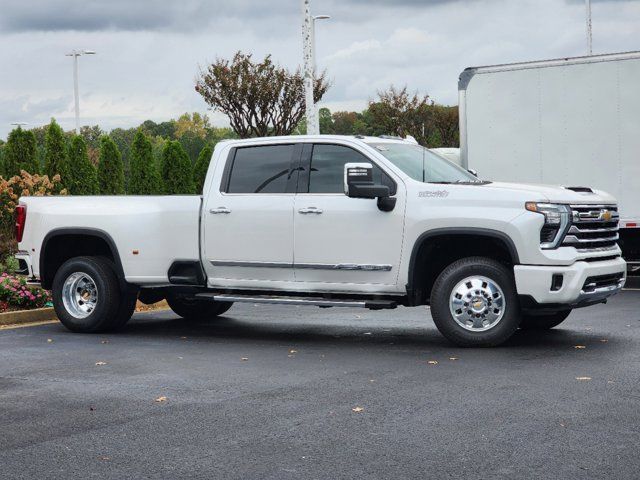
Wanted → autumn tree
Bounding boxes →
[367,86,432,144]
[129,129,161,195]
[193,144,213,193]
[44,119,69,181]
[98,136,125,195]
[161,141,194,194]
[431,105,460,147]
[3,127,39,176]
[195,51,330,138]
[66,135,99,195]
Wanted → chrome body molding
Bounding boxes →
[210,260,392,271]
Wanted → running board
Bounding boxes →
[195,293,397,310]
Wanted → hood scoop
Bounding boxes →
[563,186,594,194]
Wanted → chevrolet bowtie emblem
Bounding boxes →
[601,210,612,221]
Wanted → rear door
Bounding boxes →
[293,142,406,290]
[202,143,302,287]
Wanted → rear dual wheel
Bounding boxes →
[52,256,137,333]
[166,294,233,320]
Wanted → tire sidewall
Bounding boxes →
[52,257,121,333]
[430,257,520,347]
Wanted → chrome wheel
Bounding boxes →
[62,272,98,319]
[449,275,505,332]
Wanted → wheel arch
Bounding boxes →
[40,228,128,290]
[406,228,520,306]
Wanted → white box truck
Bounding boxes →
[458,51,640,271]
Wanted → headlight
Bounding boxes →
[525,202,571,249]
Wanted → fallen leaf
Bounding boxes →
[449,357,458,361]
[155,396,167,403]
[89,406,96,411]
[95,361,107,366]
[241,357,248,361]
[352,406,364,413]
[574,345,586,349]
[427,360,438,365]
[575,377,592,381]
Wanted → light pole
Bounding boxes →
[585,0,593,55]
[302,1,330,136]
[65,49,96,134]
[10,122,28,129]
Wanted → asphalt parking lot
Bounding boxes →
[1,290,639,480]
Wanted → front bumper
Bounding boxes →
[514,257,626,308]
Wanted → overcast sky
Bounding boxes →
[1,0,639,138]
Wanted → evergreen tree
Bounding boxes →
[66,135,99,195]
[3,127,39,176]
[129,129,161,194]
[44,119,69,181]
[97,135,125,194]
[193,144,213,193]
[161,141,195,194]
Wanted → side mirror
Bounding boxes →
[467,168,478,177]
[344,162,396,212]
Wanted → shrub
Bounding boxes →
[129,130,161,194]
[97,136,125,195]
[161,141,195,194]
[66,135,99,195]
[193,144,213,193]
[44,119,70,182]
[3,127,39,176]
[0,273,51,310]
[0,171,66,258]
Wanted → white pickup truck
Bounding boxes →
[15,135,626,346]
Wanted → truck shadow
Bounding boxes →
[120,309,620,353]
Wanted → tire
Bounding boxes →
[166,294,233,320]
[430,256,520,347]
[520,310,571,330]
[52,256,128,333]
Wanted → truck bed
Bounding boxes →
[19,195,202,286]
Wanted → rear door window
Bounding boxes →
[225,145,298,194]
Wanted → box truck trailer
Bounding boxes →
[458,51,640,272]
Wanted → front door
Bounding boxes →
[202,143,301,288]
[293,142,405,291]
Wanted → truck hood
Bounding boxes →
[480,181,617,204]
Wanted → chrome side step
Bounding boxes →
[195,293,396,309]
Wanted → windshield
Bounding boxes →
[368,142,481,184]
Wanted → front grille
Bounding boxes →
[582,272,624,293]
[562,204,619,253]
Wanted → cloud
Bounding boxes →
[1,0,639,138]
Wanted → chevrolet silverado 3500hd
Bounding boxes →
[15,135,626,346]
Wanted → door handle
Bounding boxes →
[298,207,323,214]
[209,207,231,214]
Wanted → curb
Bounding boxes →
[0,307,58,327]
[0,300,171,329]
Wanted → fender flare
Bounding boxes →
[40,228,127,290]
[406,227,520,292]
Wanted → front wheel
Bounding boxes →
[520,310,571,330]
[166,294,233,320]
[430,257,520,347]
